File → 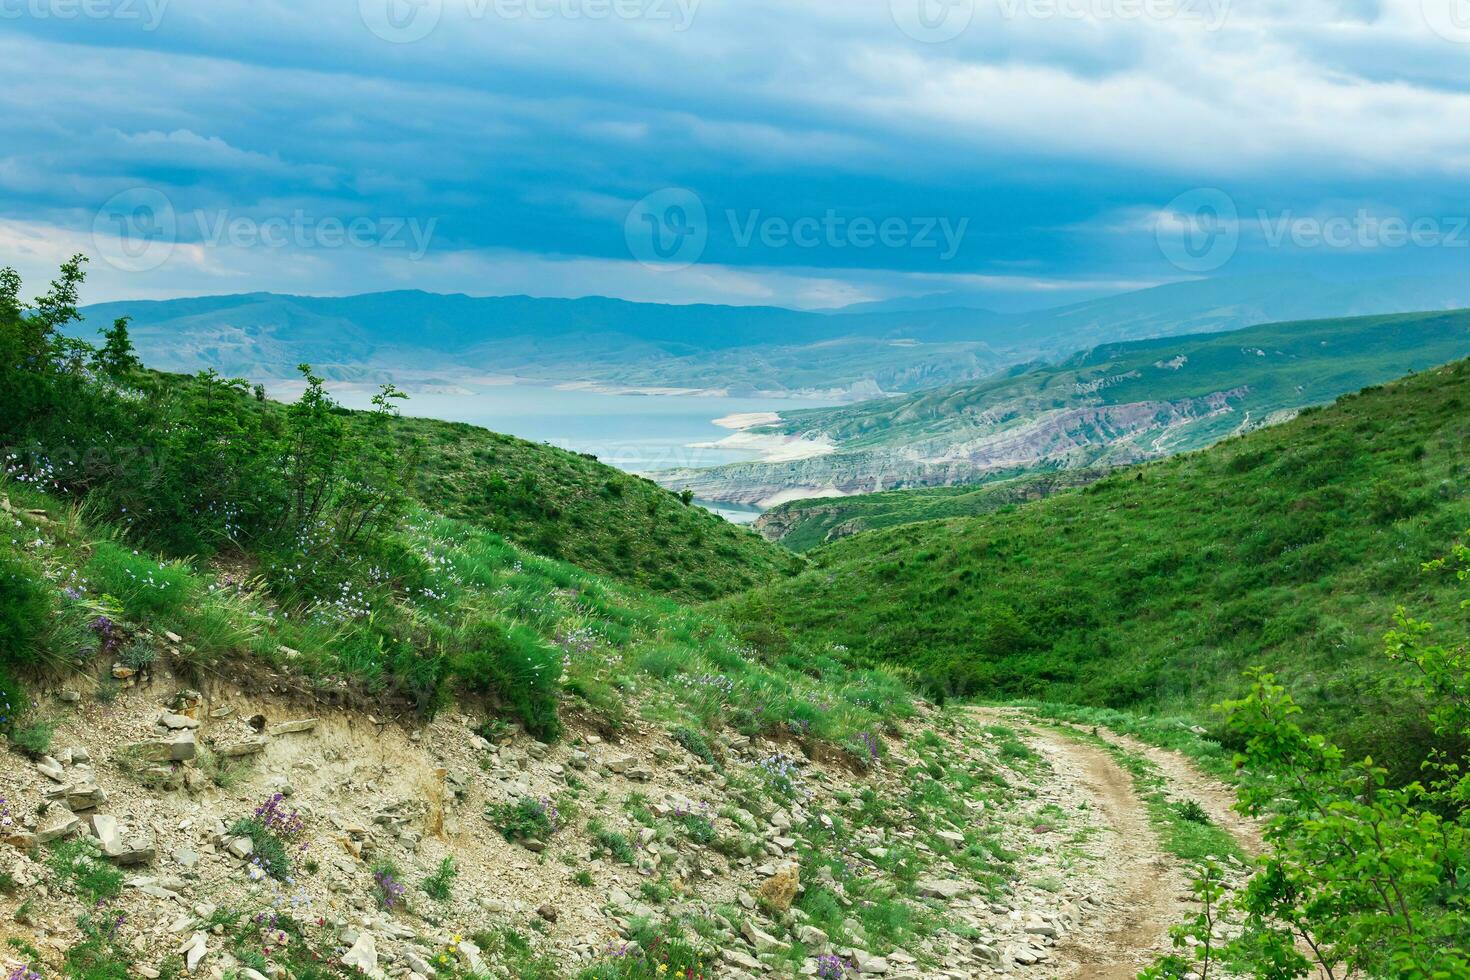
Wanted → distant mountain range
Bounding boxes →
[77,272,1470,400]
[652,307,1470,506]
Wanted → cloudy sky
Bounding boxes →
[4,0,1470,309]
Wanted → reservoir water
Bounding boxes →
[299,383,839,523]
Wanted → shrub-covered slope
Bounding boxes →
[723,360,1470,776]
[755,469,1107,552]
[394,415,803,600]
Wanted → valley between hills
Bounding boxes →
[3,259,1468,978]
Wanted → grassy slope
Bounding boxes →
[1,478,904,750]
[759,469,1107,552]
[723,360,1470,779]
[390,413,803,601]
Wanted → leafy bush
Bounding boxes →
[673,811,716,845]
[49,838,123,904]
[9,719,53,757]
[1171,800,1210,825]
[671,726,718,768]
[577,924,708,980]
[1150,542,1470,980]
[453,620,563,740]
[587,820,635,865]
[489,796,559,843]
[227,816,293,881]
[421,857,457,902]
[372,861,408,911]
[86,542,192,621]
[117,639,158,671]
[0,553,49,670]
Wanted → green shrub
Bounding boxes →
[117,638,158,671]
[421,856,457,902]
[673,812,716,845]
[671,726,718,767]
[227,817,291,881]
[587,820,635,865]
[489,797,558,843]
[452,619,563,740]
[86,541,193,621]
[0,552,49,669]
[372,861,409,911]
[473,928,561,980]
[1172,799,1210,825]
[9,718,53,757]
[578,924,707,980]
[49,838,124,904]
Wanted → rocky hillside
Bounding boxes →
[0,666,1252,980]
[656,308,1470,507]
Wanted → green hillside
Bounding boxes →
[656,308,1470,506]
[723,360,1470,779]
[0,257,878,745]
[757,469,1107,552]
[392,415,803,600]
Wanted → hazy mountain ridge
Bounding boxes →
[77,273,1470,399]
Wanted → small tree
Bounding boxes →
[93,317,142,377]
[1152,539,1470,979]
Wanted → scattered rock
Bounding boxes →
[268,718,319,736]
[177,932,208,972]
[341,931,380,977]
[758,861,800,912]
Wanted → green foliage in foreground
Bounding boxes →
[726,360,1470,781]
[0,257,879,750]
[1,257,795,608]
[1149,548,1470,979]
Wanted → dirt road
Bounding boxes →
[972,708,1258,978]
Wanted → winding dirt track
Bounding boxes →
[971,708,1258,979]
